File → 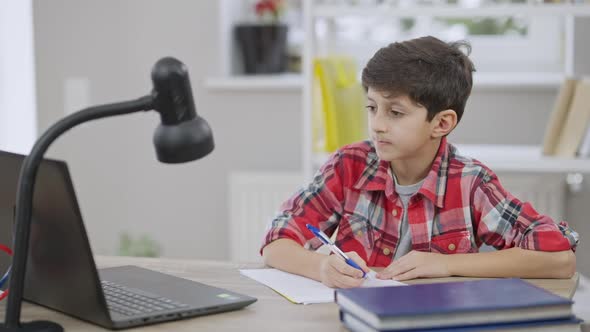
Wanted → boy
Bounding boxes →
[261,36,579,288]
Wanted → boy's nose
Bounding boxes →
[370,114,388,133]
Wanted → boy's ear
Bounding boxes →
[431,109,457,138]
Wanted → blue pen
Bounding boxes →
[306,224,366,278]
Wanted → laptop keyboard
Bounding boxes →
[102,280,189,316]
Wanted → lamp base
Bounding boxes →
[0,321,63,332]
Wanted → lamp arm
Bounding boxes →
[4,94,154,327]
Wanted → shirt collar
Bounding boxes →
[353,137,451,208]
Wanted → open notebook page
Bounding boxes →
[240,269,405,304]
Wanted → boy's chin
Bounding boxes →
[375,150,397,162]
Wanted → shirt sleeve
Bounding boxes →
[471,169,579,252]
[259,151,346,255]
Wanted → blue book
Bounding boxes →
[335,278,573,331]
[340,310,582,332]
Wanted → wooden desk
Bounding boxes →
[0,256,580,331]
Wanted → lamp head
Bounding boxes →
[151,57,214,163]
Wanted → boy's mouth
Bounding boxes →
[374,138,392,145]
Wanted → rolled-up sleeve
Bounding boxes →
[472,171,579,252]
[260,152,345,255]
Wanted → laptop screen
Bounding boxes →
[0,150,112,326]
[0,150,258,328]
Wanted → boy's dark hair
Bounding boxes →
[361,36,475,123]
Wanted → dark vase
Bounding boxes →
[234,24,288,74]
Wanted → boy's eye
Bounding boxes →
[390,110,403,117]
[365,105,376,112]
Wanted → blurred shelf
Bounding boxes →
[205,72,561,92]
[473,72,563,89]
[312,3,590,19]
[312,144,590,174]
[454,144,590,173]
[205,74,303,92]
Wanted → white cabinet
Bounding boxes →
[301,0,590,179]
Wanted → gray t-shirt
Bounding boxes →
[392,174,425,260]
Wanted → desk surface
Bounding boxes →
[0,256,580,331]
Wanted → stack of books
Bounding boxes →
[335,278,582,332]
[542,78,590,158]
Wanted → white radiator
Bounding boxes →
[229,172,565,262]
[229,172,303,263]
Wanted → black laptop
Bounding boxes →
[0,150,256,329]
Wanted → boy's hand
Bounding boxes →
[376,250,450,281]
[319,251,369,288]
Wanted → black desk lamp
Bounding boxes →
[0,57,214,332]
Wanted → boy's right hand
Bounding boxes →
[319,251,369,288]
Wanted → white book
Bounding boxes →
[240,269,405,304]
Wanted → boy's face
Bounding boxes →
[366,87,436,162]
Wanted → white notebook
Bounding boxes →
[240,269,405,304]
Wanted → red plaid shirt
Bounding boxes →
[261,137,579,267]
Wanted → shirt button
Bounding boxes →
[392,209,398,217]
[383,248,391,255]
[448,243,456,251]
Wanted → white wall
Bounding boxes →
[32,1,589,273]
[32,0,301,261]
[0,0,37,154]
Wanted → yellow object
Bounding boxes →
[313,57,367,153]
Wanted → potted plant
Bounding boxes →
[234,0,288,74]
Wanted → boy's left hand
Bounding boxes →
[376,250,451,281]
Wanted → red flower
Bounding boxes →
[254,0,284,22]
